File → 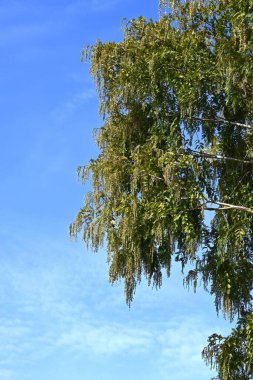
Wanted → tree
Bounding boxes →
[70,1,253,378]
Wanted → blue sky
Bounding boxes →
[0,1,230,379]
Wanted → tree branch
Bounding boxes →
[210,200,253,214]
[186,206,233,212]
[185,199,253,214]
[189,117,253,131]
[188,149,253,165]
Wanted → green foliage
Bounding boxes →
[71,1,253,378]
[203,312,253,379]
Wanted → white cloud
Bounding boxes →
[0,369,16,380]
[65,0,122,14]
[0,0,123,47]
[0,229,228,380]
[52,89,96,122]
[0,1,58,46]
[0,1,41,17]
[0,299,222,379]
[0,22,52,46]
[156,317,221,380]
[57,322,152,356]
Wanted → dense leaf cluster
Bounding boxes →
[71,1,253,377]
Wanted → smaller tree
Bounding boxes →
[203,312,253,380]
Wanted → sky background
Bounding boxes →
[0,1,230,379]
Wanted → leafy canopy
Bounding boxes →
[71,1,253,378]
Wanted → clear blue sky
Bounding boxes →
[0,1,229,379]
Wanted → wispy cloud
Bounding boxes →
[65,0,122,14]
[157,317,219,380]
[0,228,228,380]
[52,89,96,122]
[0,307,218,378]
[57,322,152,356]
[0,369,16,380]
[0,0,123,46]
[0,22,52,46]
[0,1,41,17]
[0,1,58,46]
